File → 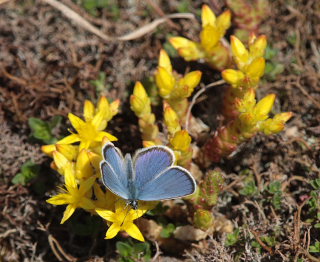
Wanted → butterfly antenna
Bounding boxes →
[120,202,132,227]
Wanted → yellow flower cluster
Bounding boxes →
[170,5,232,71]
[130,81,160,144]
[202,91,292,163]
[164,102,192,167]
[130,75,193,167]
[222,34,267,89]
[155,49,202,120]
[43,97,149,241]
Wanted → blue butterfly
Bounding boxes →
[100,142,196,209]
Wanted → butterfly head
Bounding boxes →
[127,199,139,210]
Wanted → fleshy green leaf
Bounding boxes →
[12,161,40,186]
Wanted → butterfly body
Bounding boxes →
[100,143,196,209]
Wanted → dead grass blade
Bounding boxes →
[117,13,195,41]
[41,0,195,42]
[41,0,112,41]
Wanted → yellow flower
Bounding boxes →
[93,183,117,210]
[222,69,245,86]
[41,144,57,157]
[155,49,202,100]
[46,163,96,224]
[57,97,118,150]
[223,34,267,88]
[169,5,231,70]
[130,81,151,117]
[74,149,96,180]
[164,102,181,136]
[170,130,192,152]
[253,94,275,121]
[52,150,70,175]
[261,112,293,135]
[200,5,231,53]
[169,37,204,61]
[96,200,152,242]
[235,88,256,113]
[42,144,78,160]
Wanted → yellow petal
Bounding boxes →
[84,100,95,122]
[200,25,220,51]
[91,110,105,130]
[133,81,148,100]
[53,151,69,172]
[96,209,117,222]
[79,197,95,210]
[46,193,71,205]
[216,10,231,33]
[159,49,172,73]
[88,151,102,171]
[170,130,192,152]
[115,199,127,211]
[231,35,249,69]
[236,88,256,112]
[246,57,265,78]
[222,69,245,85]
[105,223,121,239]
[201,4,216,27]
[68,113,85,132]
[155,67,175,98]
[57,134,80,145]
[56,144,78,161]
[143,141,156,147]
[129,208,148,220]
[130,82,151,116]
[183,70,202,89]
[79,140,91,151]
[93,183,105,200]
[61,204,76,224]
[76,149,93,180]
[170,36,192,49]
[97,96,110,118]
[64,162,77,189]
[273,112,293,122]
[178,47,203,61]
[78,176,96,196]
[261,112,292,135]
[164,102,181,135]
[110,99,120,117]
[130,95,146,116]
[41,144,56,156]
[254,94,276,120]
[94,131,117,142]
[123,222,145,242]
[249,35,267,59]
[170,37,203,60]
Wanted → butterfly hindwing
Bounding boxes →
[136,166,196,201]
[133,146,174,190]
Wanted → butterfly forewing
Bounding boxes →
[136,166,196,201]
[134,146,174,189]
[102,143,128,187]
[100,161,130,199]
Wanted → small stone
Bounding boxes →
[174,225,208,241]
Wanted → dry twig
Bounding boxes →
[41,0,194,42]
